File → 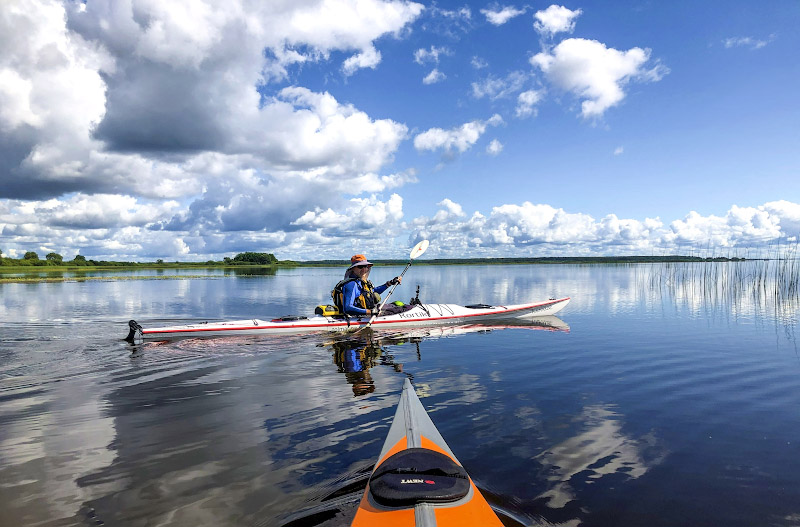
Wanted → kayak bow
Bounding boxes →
[352,378,503,526]
[125,297,570,343]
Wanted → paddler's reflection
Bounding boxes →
[330,335,405,397]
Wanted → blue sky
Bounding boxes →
[0,0,798,260]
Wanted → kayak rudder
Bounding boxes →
[124,320,143,344]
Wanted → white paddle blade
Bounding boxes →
[410,239,429,260]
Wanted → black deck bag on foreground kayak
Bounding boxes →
[368,448,470,507]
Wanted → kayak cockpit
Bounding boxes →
[368,447,470,507]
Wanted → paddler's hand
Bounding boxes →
[386,276,402,286]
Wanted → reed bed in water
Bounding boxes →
[641,245,800,322]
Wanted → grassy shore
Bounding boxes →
[0,256,750,284]
[0,274,220,284]
[303,255,747,266]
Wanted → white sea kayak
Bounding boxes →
[125,297,570,343]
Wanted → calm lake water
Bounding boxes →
[1,263,799,527]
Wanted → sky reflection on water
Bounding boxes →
[1,263,799,526]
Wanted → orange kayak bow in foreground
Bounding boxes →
[352,378,503,526]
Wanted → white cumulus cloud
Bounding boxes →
[292,194,404,233]
[516,89,544,117]
[668,206,783,247]
[481,5,526,26]
[414,114,504,154]
[533,5,582,37]
[486,139,503,155]
[531,38,669,118]
[423,68,446,84]
[414,45,452,64]
[761,200,800,235]
[407,200,800,257]
[271,0,424,77]
[0,0,424,259]
[342,45,382,76]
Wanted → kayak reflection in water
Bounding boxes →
[335,254,405,317]
[330,334,405,397]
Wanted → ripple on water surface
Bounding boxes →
[2,266,800,526]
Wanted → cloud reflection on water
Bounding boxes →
[2,263,798,526]
[0,375,118,525]
[535,404,666,510]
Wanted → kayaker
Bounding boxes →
[338,254,401,317]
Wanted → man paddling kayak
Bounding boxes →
[334,254,401,317]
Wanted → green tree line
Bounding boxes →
[0,250,281,268]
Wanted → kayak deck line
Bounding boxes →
[401,384,439,526]
[127,297,570,343]
[403,381,421,449]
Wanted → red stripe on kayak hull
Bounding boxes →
[141,298,570,338]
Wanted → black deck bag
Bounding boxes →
[368,448,470,507]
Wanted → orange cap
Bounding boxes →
[348,254,373,269]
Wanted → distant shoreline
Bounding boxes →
[0,256,752,283]
[301,255,750,266]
